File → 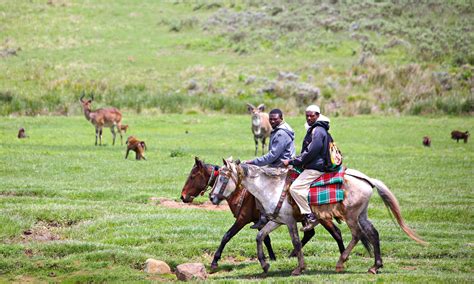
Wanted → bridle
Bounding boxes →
[211,164,245,201]
[202,165,219,196]
[185,164,219,200]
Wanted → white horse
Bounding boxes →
[210,159,426,276]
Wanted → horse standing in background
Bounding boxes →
[180,157,345,271]
[247,103,271,156]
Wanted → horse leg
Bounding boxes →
[336,218,361,273]
[263,235,276,261]
[320,219,345,255]
[256,221,280,275]
[289,228,315,257]
[287,221,306,276]
[359,211,383,274]
[211,221,246,272]
[261,137,266,155]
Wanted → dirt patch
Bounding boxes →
[151,197,229,211]
[21,221,62,242]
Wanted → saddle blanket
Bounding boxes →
[288,166,345,206]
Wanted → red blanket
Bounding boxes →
[288,166,345,206]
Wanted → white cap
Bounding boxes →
[317,114,330,122]
[305,104,320,113]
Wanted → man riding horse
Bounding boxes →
[244,108,296,229]
[282,104,332,232]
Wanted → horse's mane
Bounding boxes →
[240,164,288,178]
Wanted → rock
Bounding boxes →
[245,75,256,85]
[175,263,207,281]
[144,259,171,274]
[278,71,299,81]
[186,79,198,90]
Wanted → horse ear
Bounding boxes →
[195,156,203,168]
[246,103,255,113]
[257,104,265,112]
[222,158,228,167]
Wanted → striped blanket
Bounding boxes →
[288,166,345,206]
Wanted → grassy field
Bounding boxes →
[1,1,473,116]
[0,114,473,282]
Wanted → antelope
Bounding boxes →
[247,103,272,156]
[79,93,123,146]
[120,124,129,133]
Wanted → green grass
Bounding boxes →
[1,1,472,115]
[0,114,473,282]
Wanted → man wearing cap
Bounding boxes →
[244,108,296,229]
[282,105,330,232]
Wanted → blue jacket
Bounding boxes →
[290,120,330,171]
[251,121,296,167]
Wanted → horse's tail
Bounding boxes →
[372,179,428,245]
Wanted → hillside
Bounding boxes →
[0,0,473,116]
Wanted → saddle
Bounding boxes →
[270,167,346,222]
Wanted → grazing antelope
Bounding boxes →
[247,103,272,156]
[17,128,28,139]
[120,124,129,133]
[451,130,469,143]
[80,93,123,146]
[125,136,147,160]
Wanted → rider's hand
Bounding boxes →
[243,160,253,164]
[281,160,290,167]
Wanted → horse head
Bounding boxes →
[209,158,244,205]
[180,157,218,203]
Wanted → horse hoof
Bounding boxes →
[291,268,303,276]
[368,267,378,274]
[210,263,218,272]
[262,263,270,274]
[336,265,344,273]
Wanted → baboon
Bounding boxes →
[125,136,147,160]
[422,136,431,147]
[451,130,469,143]
[18,128,27,139]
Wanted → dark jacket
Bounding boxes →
[251,121,296,167]
[289,120,329,171]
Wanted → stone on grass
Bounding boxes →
[175,263,207,281]
[144,259,171,274]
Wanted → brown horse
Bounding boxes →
[180,157,345,271]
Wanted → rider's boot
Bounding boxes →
[300,213,318,232]
[250,213,268,229]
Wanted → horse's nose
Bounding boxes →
[210,194,219,205]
